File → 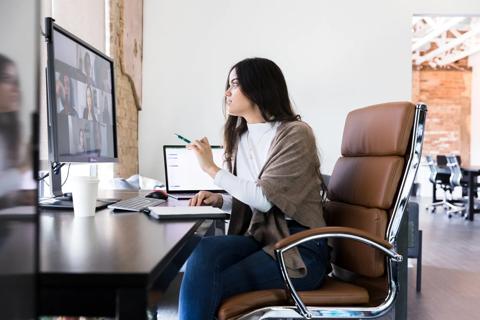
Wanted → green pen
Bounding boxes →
[174,133,191,144]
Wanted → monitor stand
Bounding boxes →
[38,196,116,210]
[38,161,117,210]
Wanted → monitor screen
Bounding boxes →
[47,21,117,163]
[164,146,224,193]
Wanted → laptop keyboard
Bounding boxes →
[108,196,165,212]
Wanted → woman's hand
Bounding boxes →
[189,191,223,207]
[187,137,220,178]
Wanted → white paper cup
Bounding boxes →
[71,176,99,218]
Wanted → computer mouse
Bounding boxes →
[145,190,168,200]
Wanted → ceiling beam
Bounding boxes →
[437,42,480,66]
[412,17,466,51]
[415,23,480,65]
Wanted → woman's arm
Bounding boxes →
[220,194,233,212]
[188,137,272,212]
[215,169,272,212]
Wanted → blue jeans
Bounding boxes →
[178,224,330,320]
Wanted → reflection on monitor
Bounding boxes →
[164,146,224,193]
[47,19,117,163]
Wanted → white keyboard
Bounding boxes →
[108,196,165,212]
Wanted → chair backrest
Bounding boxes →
[325,102,416,279]
[446,154,462,187]
[436,155,448,167]
[426,155,437,184]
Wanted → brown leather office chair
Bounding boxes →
[217,102,427,320]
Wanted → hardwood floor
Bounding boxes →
[406,197,480,320]
[152,197,480,320]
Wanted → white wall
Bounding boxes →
[141,0,480,183]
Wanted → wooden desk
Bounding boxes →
[40,191,215,319]
[462,166,480,221]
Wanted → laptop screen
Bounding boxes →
[163,145,225,193]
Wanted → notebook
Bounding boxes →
[144,206,230,220]
[163,145,225,199]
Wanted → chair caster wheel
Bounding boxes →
[448,214,452,218]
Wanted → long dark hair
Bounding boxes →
[0,53,20,168]
[223,57,300,171]
[222,57,328,200]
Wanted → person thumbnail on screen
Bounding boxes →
[78,127,86,153]
[101,92,111,125]
[56,72,79,117]
[83,84,97,121]
[82,51,96,86]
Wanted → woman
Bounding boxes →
[179,58,330,319]
[83,85,96,121]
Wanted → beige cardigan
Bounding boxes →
[227,120,326,278]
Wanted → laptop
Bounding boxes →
[163,145,226,200]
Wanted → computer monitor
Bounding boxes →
[42,17,117,206]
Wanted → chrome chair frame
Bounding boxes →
[236,104,427,320]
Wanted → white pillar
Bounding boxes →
[469,52,480,166]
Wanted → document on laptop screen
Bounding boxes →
[165,147,224,192]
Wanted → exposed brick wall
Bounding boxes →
[109,0,143,177]
[412,68,471,165]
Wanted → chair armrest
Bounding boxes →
[273,226,400,319]
[274,226,393,250]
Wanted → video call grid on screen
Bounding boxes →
[52,28,115,162]
[164,146,225,192]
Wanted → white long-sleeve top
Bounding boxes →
[214,122,280,213]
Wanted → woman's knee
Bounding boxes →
[189,235,260,270]
[190,236,219,262]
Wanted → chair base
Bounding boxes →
[426,198,465,218]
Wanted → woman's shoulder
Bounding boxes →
[278,120,314,137]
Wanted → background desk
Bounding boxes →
[462,166,480,221]
[431,166,479,221]
[40,191,215,319]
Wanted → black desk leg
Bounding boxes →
[416,230,422,292]
[117,288,147,320]
[468,172,475,221]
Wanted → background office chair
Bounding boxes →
[437,154,461,167]
[217,102,426,320]
[426,154,441,189]
[425,155,462,217]
[445,155,467,218]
